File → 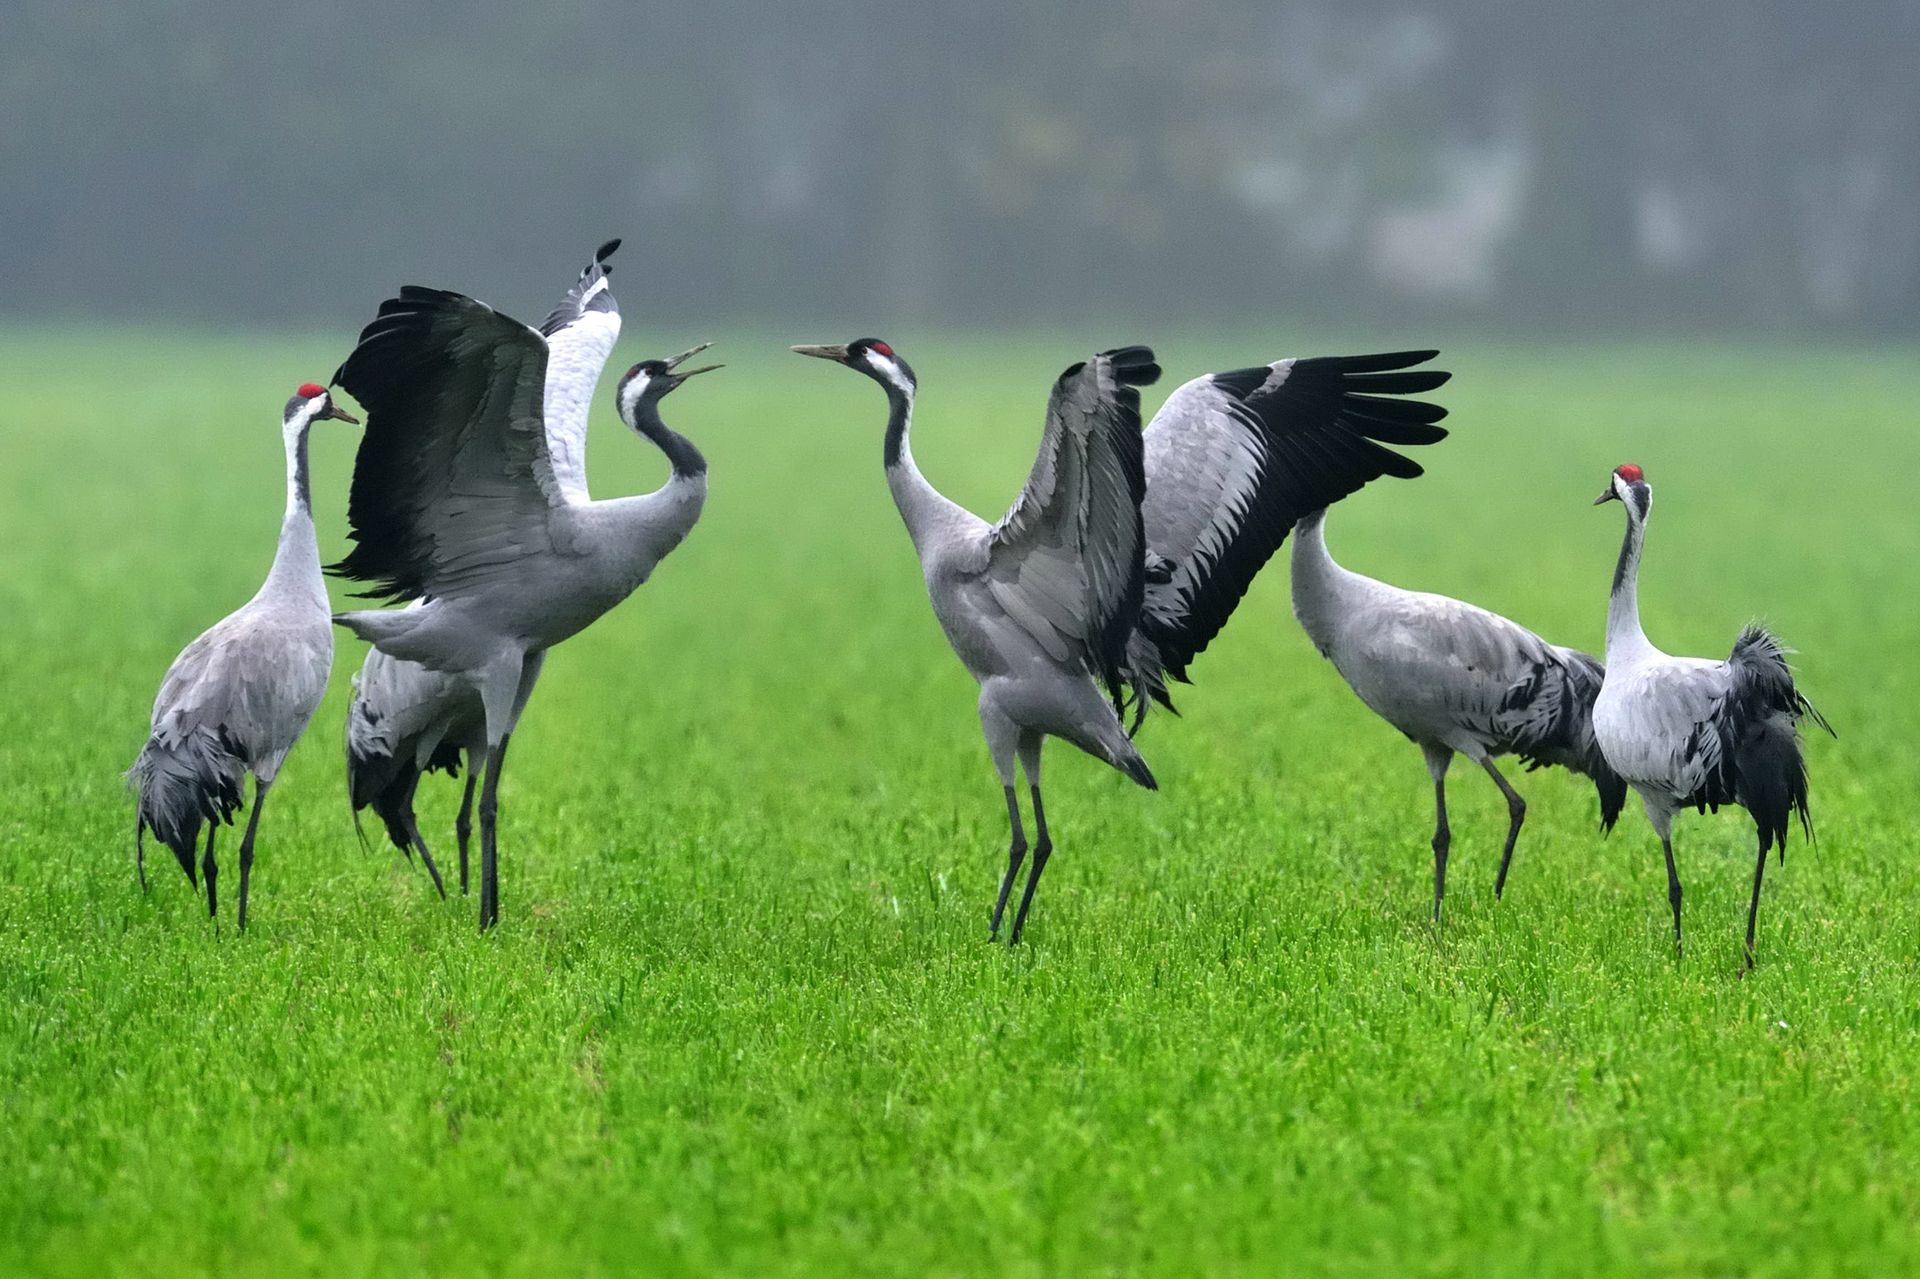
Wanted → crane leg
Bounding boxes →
[456,757,478,897]
[478,733,512,932]
[1008,734,1052,945]
[1424,747,1453,927]
[236,780,270,932]
[1478,757,1527,900]
[989,785,1027,941]
[202,823,219,920]
[405,810,448,900]
[1660,833,1684,958]
[1744,830,1769,969]
[135,819,149,894]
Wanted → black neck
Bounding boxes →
[882,382,913,470]
[1610,514,1637,596]
[634,401,707,479]
[292,424,312,513]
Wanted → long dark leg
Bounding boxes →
[478,733,512,932]
[1424,747,1453,926]
[1661,832,1684,957]
[989,785,1027,940]
[456,756,478,897]
[1478,758,1528,900]
[1008,736,1052,945]
[405,810,448,900]
[202,823,219,919]
[1744,830,1769,969]
[136,820,149,893]
[236,781,269,932]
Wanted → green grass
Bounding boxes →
[1,327,1917,1277]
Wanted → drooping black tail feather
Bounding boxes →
[127,727,245,887]
[1500,646,1627,834]
[1726,625,1831,860]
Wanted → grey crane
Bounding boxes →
[1592,463,1831,966]
[1291,507,1627,922]
[791,340,1450,942]
[345,628,484,897]
[127,382,358,929]
[329,241,718,929]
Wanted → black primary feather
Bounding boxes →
[1134,350,1451,707]
[539,239,622,336]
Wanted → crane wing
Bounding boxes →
[537,241,623,501]
[1131,350,1450,709]
[984,347,1160,715]
[329,286,561,602]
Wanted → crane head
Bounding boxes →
[286,382,358,426]
[1595,462,1648,511]
[791,338,916,396]
[616,343,721,422]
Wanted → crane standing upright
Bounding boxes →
[1591,463,1831,966]
[128,383,358,929]
[1291,507,1626,921]
[330,241,719,929]
[791,339,1450,942]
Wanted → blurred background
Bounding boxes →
[5,0,1916,336]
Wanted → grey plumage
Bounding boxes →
[345,635,485,898]
[128,385,356,927]
[792,340,1449,943]
[329,242,716,929]
[1592,464,1832,966]
[1291,507,1626,920]
[1127,351,1451,723]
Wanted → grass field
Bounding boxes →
[1,327,1917,1276]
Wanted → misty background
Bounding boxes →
[5,1,1916,335]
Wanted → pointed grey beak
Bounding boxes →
[1593,487,1619,506]
[320,403,359,425]
[671,363,723,379]
[666,342,714,370]
[791,343,851,362]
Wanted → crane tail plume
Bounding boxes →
[126,726,245,887]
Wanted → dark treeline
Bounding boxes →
[5,1,1915,333]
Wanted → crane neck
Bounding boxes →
[881,381,951,550]
[264,417,323,604]
[1605,504,1653,662]
[1289,508,1363,654]
[630,396,708,482]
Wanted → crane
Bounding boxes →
[1592,463,1832,966]
[127,382,358,929]
[791,340,1449,942]
[345,630,484,898]
[1291,507,1626,921]
[329,240,718,929]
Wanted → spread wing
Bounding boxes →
[1132,350,1449,707]
[329,286,561,602]
[984,346,1160,715]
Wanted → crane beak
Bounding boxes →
[321,404,360,425]
[671,364,723,380]
[790,343,850,363]
[665,342,715,370]
[1593,486,1619,506]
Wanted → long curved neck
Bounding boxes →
[262,420,323,603]
[632,398,707,483]
[1289,508,1362,654]
[1605,507,1653,661]
[881,383,961,553]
